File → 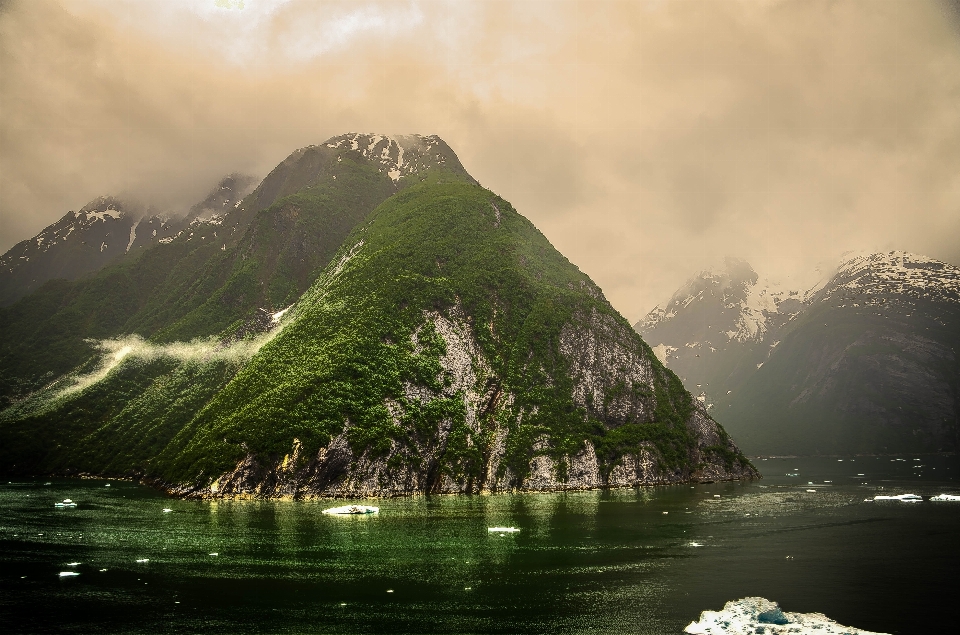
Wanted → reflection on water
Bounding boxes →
[1,454,958,634]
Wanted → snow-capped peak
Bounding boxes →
[816,250,960,305]
[321,133,451,182]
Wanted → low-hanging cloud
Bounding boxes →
[62,328,281,396]
[2,0,959,321]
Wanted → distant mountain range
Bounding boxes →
[636,252,960,456]
[0,133,756,496]
[0,175,256,306]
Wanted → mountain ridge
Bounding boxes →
[636,251,960,455]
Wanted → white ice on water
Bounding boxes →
[684,597,888,635]
[930,494,960,501]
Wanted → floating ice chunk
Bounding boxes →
[162,508,173,513]
[684,597,889,634]
[488,527,520,533]
[874,494,922,502]
[59,572,80,578]
[209,552,218,556]
[688,542,704,547]
[65,562,80,567]
[931,494,960,501]
[136,559,149,563]
[806,489,817,493]
[322,505,379,515]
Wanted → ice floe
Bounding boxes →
[930,494,960,501]
[684,597,888,634]
[322,505,379,515]
[873,494,922,502]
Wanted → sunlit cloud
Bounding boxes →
[2,0,959,321]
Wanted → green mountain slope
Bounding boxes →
[0,135,471,408]
[0,155,755,495]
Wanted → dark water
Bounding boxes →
[2,455,958,634]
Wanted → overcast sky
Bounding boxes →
[2,0,959,321]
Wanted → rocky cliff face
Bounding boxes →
[167,304,754,500]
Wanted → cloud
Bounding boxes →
[2,0,959,322]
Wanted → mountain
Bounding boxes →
[0,135,468,408]
[0,133,756,497]
[636,252,960,456]
[635,257,806,406]
[0,174,256,307]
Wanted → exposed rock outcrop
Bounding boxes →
[169,306,757,500]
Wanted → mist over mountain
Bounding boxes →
[0,134,755,497]
[0,175,256,306]
[637,252,960,456]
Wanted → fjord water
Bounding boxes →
[2,456,958,634]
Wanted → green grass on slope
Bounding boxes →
[0,354,244,477]
[0,152,398,408]
[150,153,397,342]
[0,239,227,409]
[157,178,705,487]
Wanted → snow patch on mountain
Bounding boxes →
[126,220,140,253]
[819,250,960,305]
[651,343,676,364]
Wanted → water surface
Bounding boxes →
[2,454,958,634]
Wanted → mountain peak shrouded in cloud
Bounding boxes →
[2,0,960,320]
[636,250,960,455]
[0,173,256,306]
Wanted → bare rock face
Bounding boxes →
[170,304,757,500]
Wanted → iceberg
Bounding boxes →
[684,597,889,634]
[930,494,960,502]
[488,527,520,533]
[873,494,922,502]
[322,505,379,515]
